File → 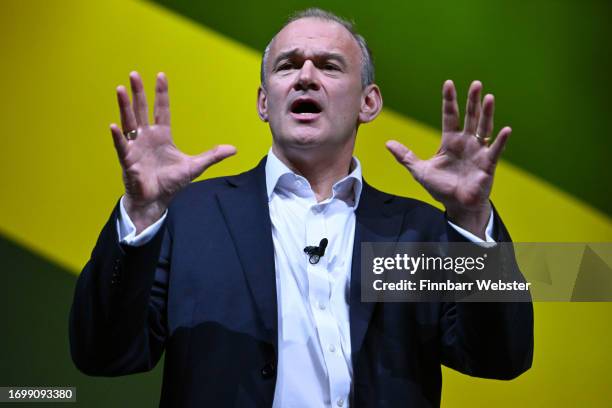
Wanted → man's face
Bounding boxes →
[258,18,367,152]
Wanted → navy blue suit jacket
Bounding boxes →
[69,157,533,407]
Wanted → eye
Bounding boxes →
[277,62,294,71]
[323,63,340,71]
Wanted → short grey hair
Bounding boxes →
[260,8,375,89]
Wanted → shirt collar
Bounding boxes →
[265,148,363,208]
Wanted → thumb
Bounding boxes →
[385,140,421,170]
[189,144,237,179]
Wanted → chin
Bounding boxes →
[283,126,328,148]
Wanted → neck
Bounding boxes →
[272,141,355,202]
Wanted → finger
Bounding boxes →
[488,126,512,164]
[442,80,459,132]
[154,72,171,125]
[110,123,128,162]
[129,71,149,126]
[189,145,238,179]
[116,85,138,133]
[477,94,495,140]
[385,140,422,177]
[463,80,482,135]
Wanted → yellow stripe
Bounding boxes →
[0,1,610,406]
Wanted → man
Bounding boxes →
[70,8,533,407]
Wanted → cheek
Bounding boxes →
[330,87,363,120]
[264,80,292,115]
[265,94,281,114]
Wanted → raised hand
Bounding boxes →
[110,72,237,233]
[386,80,511,239]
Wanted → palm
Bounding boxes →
[120,124,191,204]
[420,126,496,208]
[110,72,236,210]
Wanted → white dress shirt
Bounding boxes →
[265,150,360,408]
[117,150,494,408]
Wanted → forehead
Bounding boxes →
[269,17,361,62]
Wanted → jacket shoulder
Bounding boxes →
[168,161,264,214]
[363,182,444,219]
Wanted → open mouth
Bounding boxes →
[290,98,322,121]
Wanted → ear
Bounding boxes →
[358,84,383,124]
[257,86,269,122]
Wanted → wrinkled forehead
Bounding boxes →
[268,17,361,64]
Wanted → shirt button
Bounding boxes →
[336,398,344,407]
[328,344,336,353]
[317,301,326,310]
[261,362,276,379]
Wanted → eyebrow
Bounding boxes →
[272,48,348,68]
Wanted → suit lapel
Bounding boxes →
[350,181,404,356]
[215,157,278,348]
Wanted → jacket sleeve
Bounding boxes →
[438,205,534,380]
[69,202,171,376]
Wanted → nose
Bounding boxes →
[294,60,320,91]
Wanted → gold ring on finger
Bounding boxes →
[474,133,490,144]
[124,129,138,141]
